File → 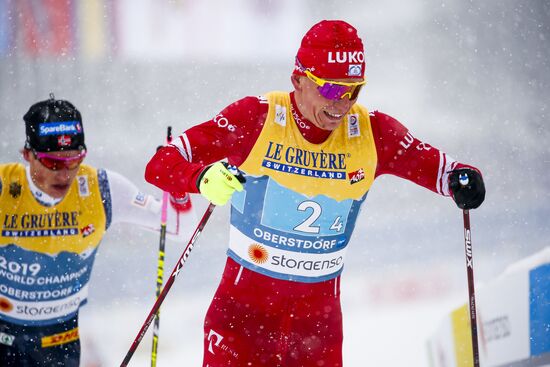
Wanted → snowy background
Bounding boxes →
[1,0,549,365]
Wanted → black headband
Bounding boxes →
[23,94,86,152]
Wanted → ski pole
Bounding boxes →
[121,203,216,367]
[150,126,172,367]
[462,209,480,367]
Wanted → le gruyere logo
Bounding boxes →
[2,211,80,237]
[262,141,348,180]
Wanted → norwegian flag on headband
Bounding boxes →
[57,135,72,147]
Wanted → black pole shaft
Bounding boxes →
[150,126,173,367]
[150,224,166,367]
[120,203,216,367]
[463,209,480,367]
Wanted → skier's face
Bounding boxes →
[23,149,83,198]
[292,74,362,131]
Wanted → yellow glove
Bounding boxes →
[197,162,245,206]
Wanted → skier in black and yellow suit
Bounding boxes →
[0,95,194,366]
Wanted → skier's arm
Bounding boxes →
[145,96,267,197]
[371,111,485,207]
[104,169,195,238]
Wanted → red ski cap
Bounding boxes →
[294,20,365,80]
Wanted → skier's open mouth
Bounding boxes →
[323,110,345,121]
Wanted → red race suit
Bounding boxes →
[145,91,478,366]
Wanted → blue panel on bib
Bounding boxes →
[0,244,97,301]
[232,188,246,214]
[230,176,366,254]
[262,179,353,236]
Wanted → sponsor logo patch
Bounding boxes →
[262,141,348,180]
[77,175,89,197]
[9,182,22,198]
[38,121,82,136]
[275,105,287,126]
[0,332,15,346]
[348,64,362,76]
[327,51,365,64]
[483,315,511,343]
[214,114,236,132]
[347,114,360,137]
[348,168,365,185]
[0,297,14,312]
[248,243,269,264]
[1,210,81,237]
[290,104,310,130]
[207,329,239,358]
[207,329,223,354]
[41,327,79,348]
[80,224,95,237]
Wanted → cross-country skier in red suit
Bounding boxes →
[145,20,485,367]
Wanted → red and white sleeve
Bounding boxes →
[145,96,268,196]
[371,111,477,196]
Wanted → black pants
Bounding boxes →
[0,316,80,367]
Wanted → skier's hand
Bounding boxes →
[449,168,485,210]
[196,162,246,206]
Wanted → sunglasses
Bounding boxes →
[305,70,366,101]
[33,150,87,170]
